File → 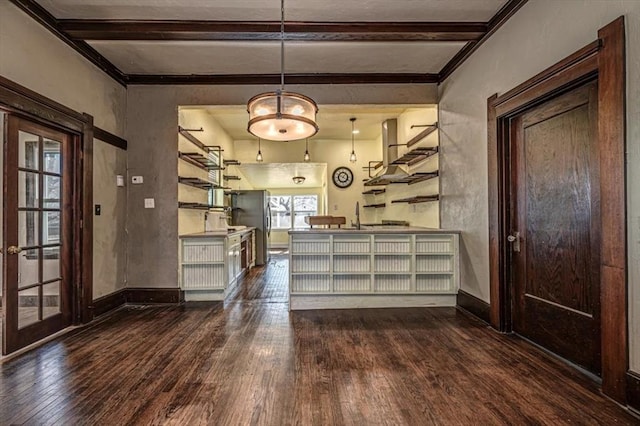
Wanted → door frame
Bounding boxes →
[487,17,626,402]
[0,75,94,328]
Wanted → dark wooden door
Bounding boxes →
[3,116,74,354]
[511,81,601,374]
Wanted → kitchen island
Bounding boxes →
[180,227,256,301]
[288,227,460,310]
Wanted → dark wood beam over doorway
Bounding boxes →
[59,20,487,42]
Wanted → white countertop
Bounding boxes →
[289,226,460,234]
[180,227,256,238]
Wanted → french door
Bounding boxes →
[3,115,74,354]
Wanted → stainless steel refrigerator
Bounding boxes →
[231,190,271,265]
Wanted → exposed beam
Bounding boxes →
[126,73,439,85]
[9,0,127,86]
[59,20,487,42]
[438,0,529,82]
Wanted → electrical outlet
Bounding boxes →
[132,176,143,184]
[144,198,155,208]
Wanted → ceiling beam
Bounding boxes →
[126,73,439,85]
[9,0,127,86]
[58,20,487,42]
[438,0,529,82]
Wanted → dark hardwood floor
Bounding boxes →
[0,254,637,425]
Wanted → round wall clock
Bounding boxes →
[332,166,354,188]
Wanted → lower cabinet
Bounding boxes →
[180,229,254,301]
[288,231,460,310]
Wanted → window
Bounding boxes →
[269,195,318,229]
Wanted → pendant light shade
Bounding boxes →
[292,176,306,184]
[246,0,318,141]
[248,92,318,141]
[349,117,357,163]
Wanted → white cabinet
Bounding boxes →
[180,229,254,301]
[289,231,459,310]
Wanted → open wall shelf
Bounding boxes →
[363,203,386,208]
[391,195,439,204]
[223,159,241,166]
[178,126,223,154]
[362,189,386,195]
[406,123,438,148]
[223,175,241,181]
[178,202,227,211]
[390,171,439,185]
[178,177,227,190]
[179,152,224,171]
[365,171,439,186]
[391,146,438,166]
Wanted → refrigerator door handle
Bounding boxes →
[266,204,271,237]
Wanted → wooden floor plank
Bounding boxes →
[0,254,636,425]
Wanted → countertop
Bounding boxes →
[289,226,460,234]
[180,227,256,238]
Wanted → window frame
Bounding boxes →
[268,194,318,230]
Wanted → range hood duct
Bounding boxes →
[371,119,408,182]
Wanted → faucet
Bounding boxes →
[352,201,361,230]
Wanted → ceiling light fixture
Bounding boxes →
[256,138,264,162]
[349,117,357,163]
[292,176,306,184]
[304,138,311,162]
[246,0,318,141]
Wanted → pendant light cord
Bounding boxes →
[280,0,285,91]
[351,118,355,151]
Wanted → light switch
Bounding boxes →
[132,176,144,184]
[95,204,101,216]
[144,198,155,209]
[116,175,125,187]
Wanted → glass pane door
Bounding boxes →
[3,116,72,354]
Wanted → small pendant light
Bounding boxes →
[304,138,311,162]
[256,138,263,162]
[349,117,357,163]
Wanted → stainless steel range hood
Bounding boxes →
[367,119,408,185]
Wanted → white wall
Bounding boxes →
[438,0,640,373]
[376,107,440,228]
[178,109,249,236]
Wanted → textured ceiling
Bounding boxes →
[87,40,465,75]
[39,0,508,22]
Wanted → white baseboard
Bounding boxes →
[184,290,225,301]
[289,294,457,310]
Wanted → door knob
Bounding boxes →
[7,246,23,255]
[507,232,520,252]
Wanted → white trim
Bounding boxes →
[290,294,456,310]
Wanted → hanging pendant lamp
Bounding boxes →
[247,0,318,141]
[256,138,264,162]
[304,138,311,162]
[349,117,357,163]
